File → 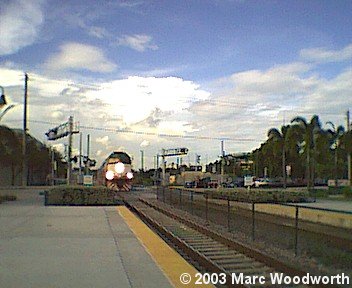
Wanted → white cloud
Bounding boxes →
[116,34,158,52]
[0,0,44,56]
[118,1,144,8]
[51,111,64,120]
[140,140,150,147]
[96,136,110,146]
[44,42,117,73]
[300,44,352,63]
[229,62,315,98]
[1,53,351,168]
[84,76,209,125]
[187,62,351,153]
[88,26,111,39]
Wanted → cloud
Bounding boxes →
[96,136,110,146]
[0,0,44,56]
[51,111,65,120]
[228,62,315,99]
[118,1,144,8]
[87,26,111,39]
[186,62,351,154]
[2,49,351,168]
[140,140,150,147]
[300,44,352,63]
[44,42,117,73]
[84,76,209,125]
[136,108,173,128]
[116,34,158,52]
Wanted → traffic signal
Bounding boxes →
[89,159,96,167]
[70,156,78,163]
[45,128,58,140]
[0,94,7,108]
[196,154,201,164]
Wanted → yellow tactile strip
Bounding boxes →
[117,206,214,288]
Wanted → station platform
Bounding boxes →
[0,189,205,288]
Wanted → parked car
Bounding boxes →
[184,181,196,188]
[207,180,219,188]
[233,177,245,187]
[223,178,244,188]
[254,178,270,188]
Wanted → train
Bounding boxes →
[97,151,133,191]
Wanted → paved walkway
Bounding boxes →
[0,189,173,288]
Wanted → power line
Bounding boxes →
[7,119,259,142]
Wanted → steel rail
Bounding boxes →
[136,198,338,288]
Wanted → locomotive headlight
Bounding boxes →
[126,172,133,179]
[115,162,125,174]
[106,170,114,180]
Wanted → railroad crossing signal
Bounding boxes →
[83,156,96,167]
[45,120,79,141]
[160,148,188,186]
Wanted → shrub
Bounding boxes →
[342,186,352,198]
[0,195,17,203]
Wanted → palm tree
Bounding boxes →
[326,122,345,187]
[291,115,322,190]
[267,125,289,188]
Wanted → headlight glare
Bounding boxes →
[115,162,125,173]
[106,170,114,180]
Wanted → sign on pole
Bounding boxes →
[83,175,93,186]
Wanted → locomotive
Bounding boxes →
[97,151,133,191]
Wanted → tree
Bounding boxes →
[291,115,322,189]
[326,122,345,187]
[0,125,22,184]
[267,125,289,188]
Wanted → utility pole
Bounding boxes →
[220,140,225,184]
[221,140,225,157]
[79,132,83,183]
[67,116,73,185]
[22,73,28,186]
[348,110,351,186]
[87,134,90,159]
[85,134,90,175]
[162,149,166,186]
[51,147,55,185]
[140,150,144,171]
[156,154,160,185]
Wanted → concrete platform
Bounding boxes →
[0,189,174,288]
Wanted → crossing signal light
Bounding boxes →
[45,128,58,140]
[70,156,78,163]
[0,94,7,108]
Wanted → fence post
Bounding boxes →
[190,191,193,215]
[251,202,255,241]
[156,186,159,200]
[170,187,172,204]
[227,196,231,232]
[162,186,165,203]
[205,193,209,223]
[295,206,299,256]
[179,189,182,208]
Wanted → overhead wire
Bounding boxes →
[5,119,259,142]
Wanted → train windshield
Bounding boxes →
[109,152,131,164]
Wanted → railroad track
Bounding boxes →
[122,195,328,288]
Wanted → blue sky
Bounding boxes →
[1,0,351,169]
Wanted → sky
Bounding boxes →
[0,0,351,170]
